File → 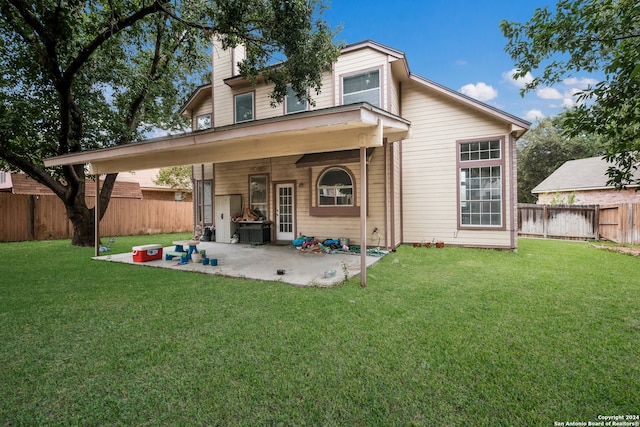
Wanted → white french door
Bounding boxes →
[276,183,295,241]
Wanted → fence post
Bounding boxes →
[594,205,600,240]
[543,204,548,238]
[28,195,35,240]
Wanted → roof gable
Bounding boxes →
[177,39,530,134]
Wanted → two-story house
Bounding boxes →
[45,39,530,250]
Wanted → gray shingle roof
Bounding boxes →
[532,156,640,193]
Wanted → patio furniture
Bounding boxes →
[165,240,200,263]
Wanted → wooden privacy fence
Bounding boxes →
[518,203,640,244]
[0,193,192,242]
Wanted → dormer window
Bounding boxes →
[342,69,380,107]
[235,92,254,123]
[196,114,211,130]
[285,85,307,114]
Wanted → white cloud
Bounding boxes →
[536,87,563,99]
[455,59,468,66]
[502,68,534,89]
[525,109,544,122]
[563,77,598,89]
[459,82,498,101]
[562,98,576,108]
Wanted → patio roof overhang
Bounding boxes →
[44,103,411,173]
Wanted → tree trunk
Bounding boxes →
[63,174,116,247]
[68,203,96,247]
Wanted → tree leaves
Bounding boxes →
[0,0,340,245]
[517,113,606,203]
[501,0,640,188]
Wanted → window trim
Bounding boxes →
[195,179,213,225]
[310,166,360,217]
[195,113,211,130]
[456,136,506,230]
[234,91,255,123]
[249,174,269,220]
[284,85,308,114]
[340,66,382,108]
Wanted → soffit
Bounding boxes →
[44,103,410,174]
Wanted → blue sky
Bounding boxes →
[321,0,599,124]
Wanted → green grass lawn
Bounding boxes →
[1,235,638,426]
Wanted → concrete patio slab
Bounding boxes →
[94,242,385,287]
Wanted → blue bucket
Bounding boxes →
[210,258,218,266]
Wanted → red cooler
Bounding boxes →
[132,244,163,262]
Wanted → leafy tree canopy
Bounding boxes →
[517,113,606,203]
[501,0,640,188]
[154,166,192,191]
[0,0,340,246]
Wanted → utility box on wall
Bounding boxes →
[214,195,242,243]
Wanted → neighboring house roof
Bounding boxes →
[117,168,188,192]
[2,173,143,198]
[532,156,640,194]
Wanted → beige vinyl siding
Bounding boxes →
[255,83,282,120]
[310,70,336,110]
[295,150,387,246]
[192,163,214,181]
[210,151,389,246]
[212,80,234,127]
[388,65,400,115]
[393,141,402,247]
[334,49,389,108]
[191,98,213,129]
[401,80,515,248]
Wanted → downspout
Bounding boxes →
[398,81,404,245]
[94,174,100,257]
[210,35,216,129]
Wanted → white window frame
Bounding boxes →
[318,167,354,207]
[196,179,213,225]
[458,138,505,229]
[196,113,211,130]
[234,92,254,123]
[285,85,307,114]
[249,174,268,219]
[342,69,381,107]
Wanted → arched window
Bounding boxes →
[318,168,353,206]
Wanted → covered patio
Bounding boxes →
[45,103,411,287]
[96,241,385,287]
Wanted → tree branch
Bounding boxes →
[64,0,167,81]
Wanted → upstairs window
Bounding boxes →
[235,92,254,123]
[196,114,211,130]
[342,70,380,107]
[285,85,307,114]
[318,168,354,206]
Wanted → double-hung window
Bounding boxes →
[196,114,211,130]
[342,70,380,107]
[235,92,254,123]
[285,85,307,114]
[458,138,504,228]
